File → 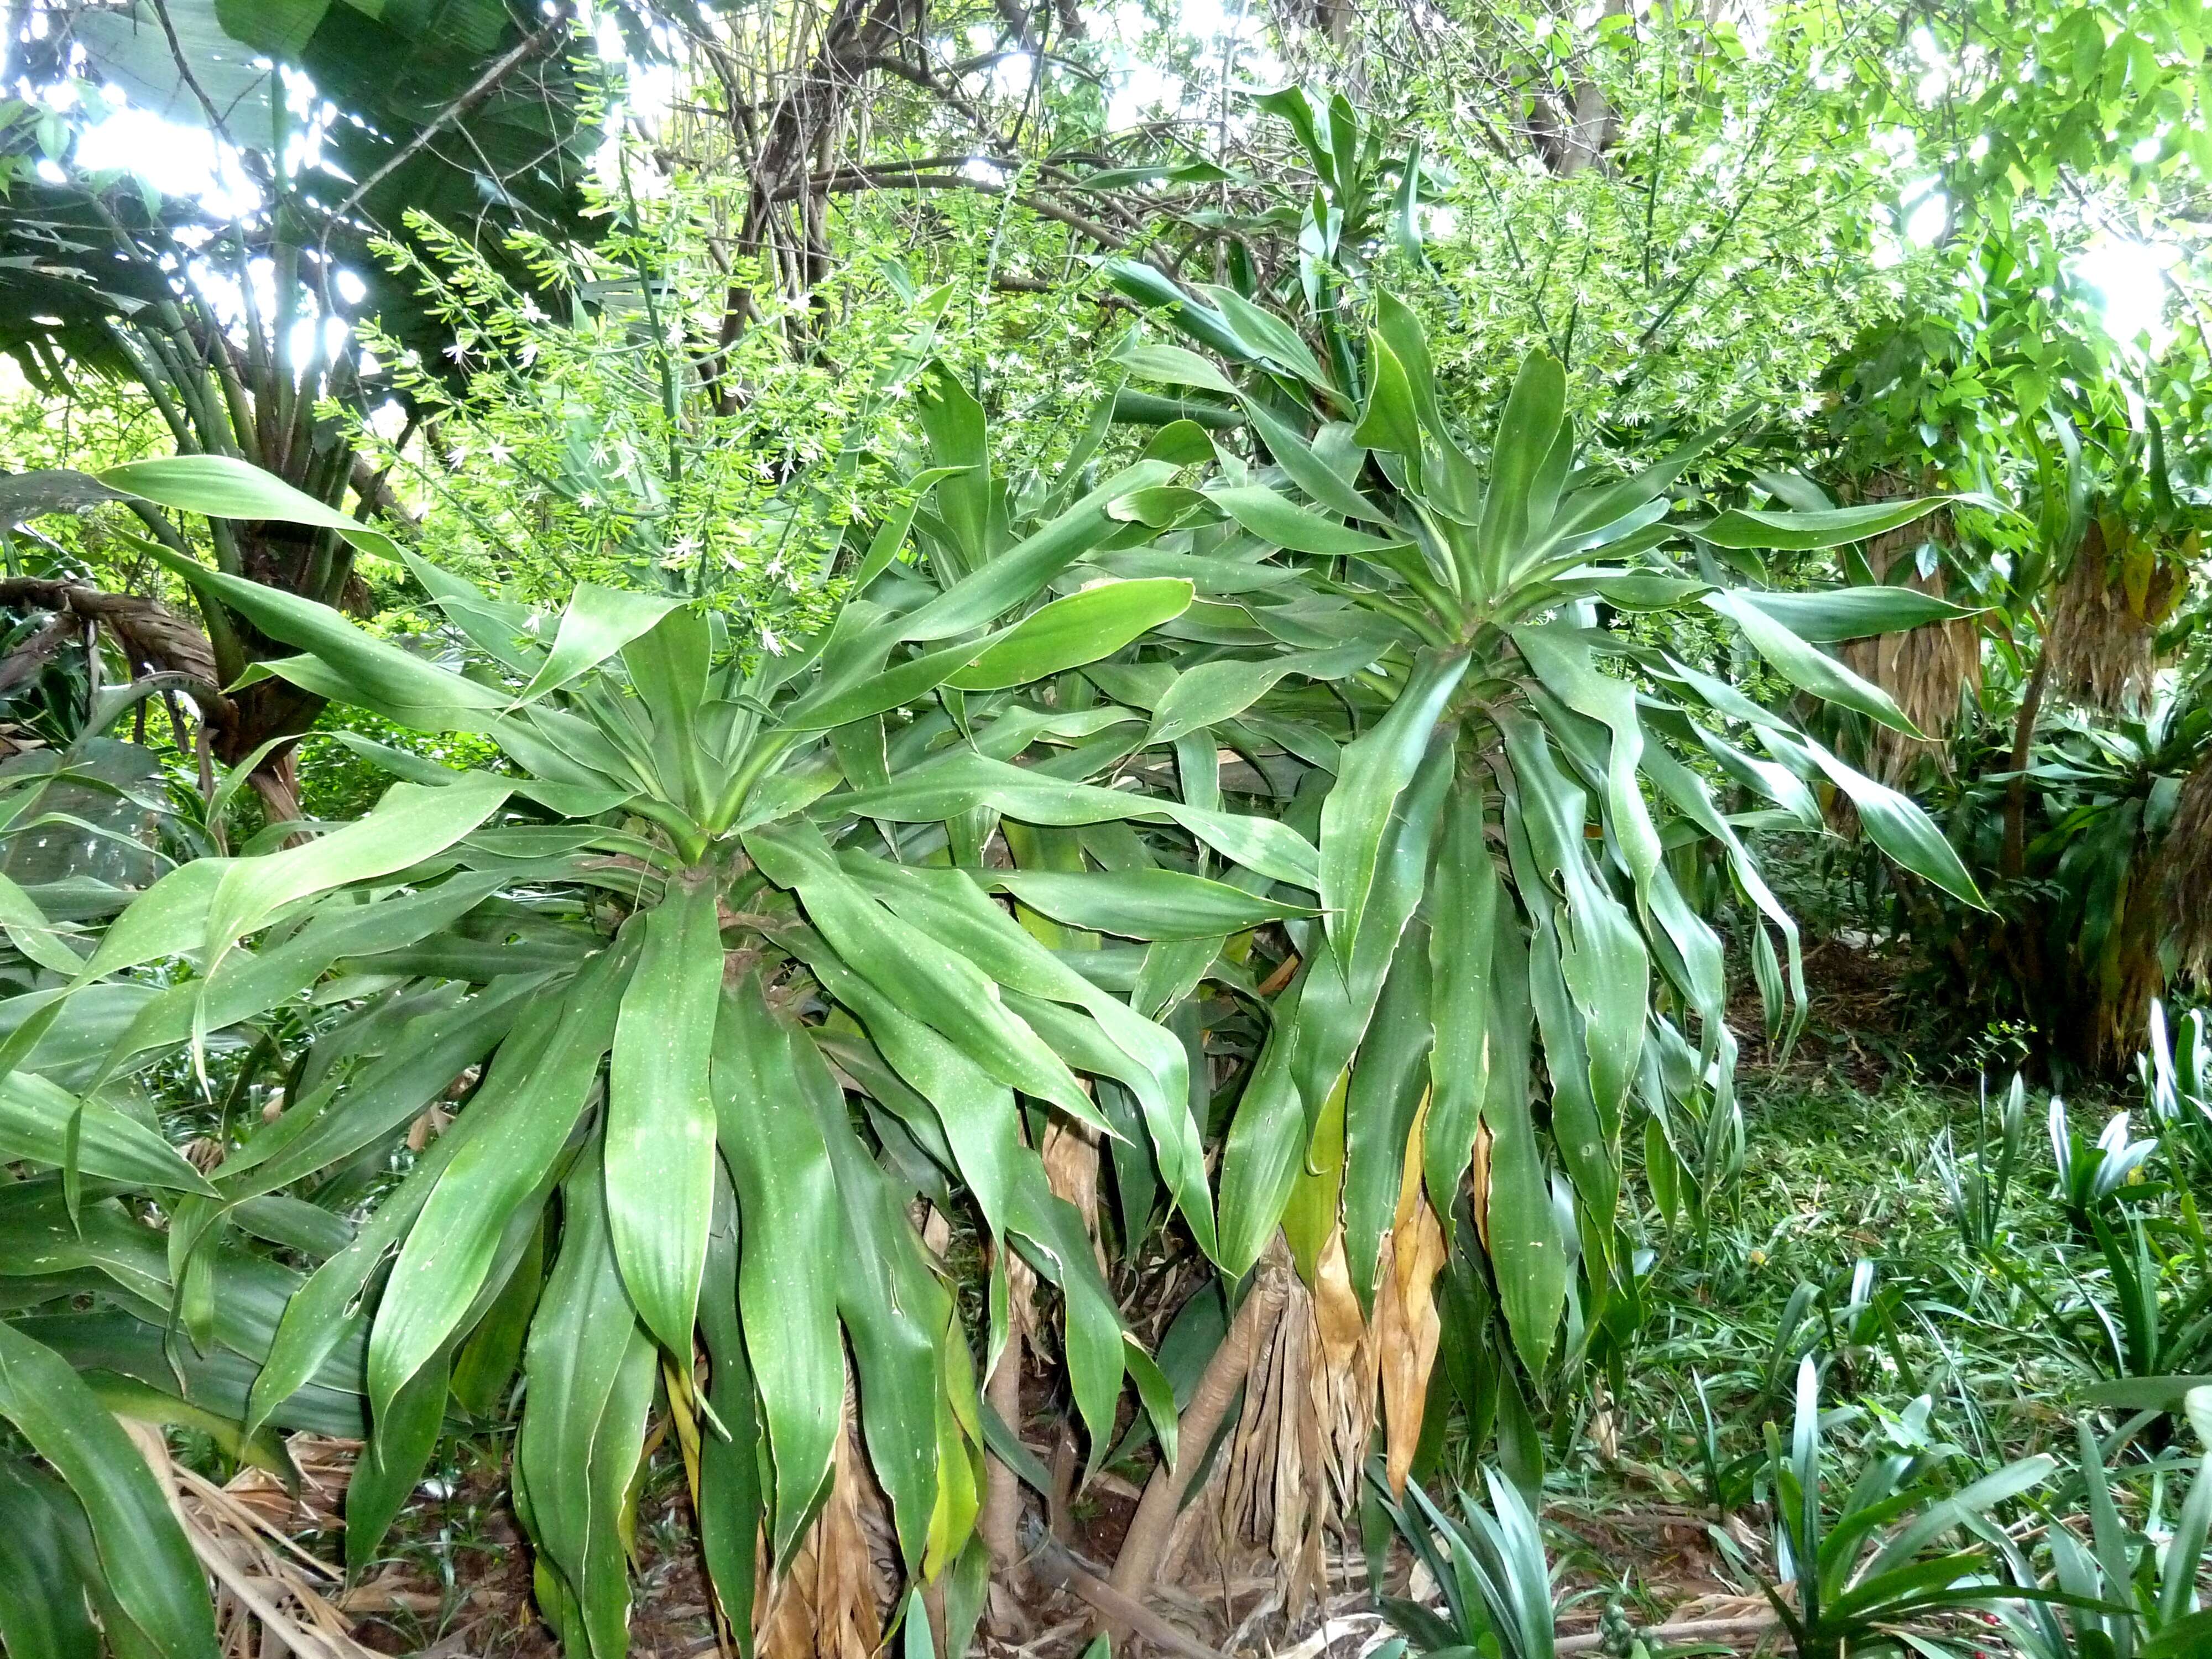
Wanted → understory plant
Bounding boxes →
[1997,1420,2212,1659]
[1763,1358,2056,1659]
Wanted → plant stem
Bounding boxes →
[1100,1258,1288,1634]
[2002,643,2049,880]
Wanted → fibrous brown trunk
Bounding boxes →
[1102,1253,1291,1639]
[246,747,305,837]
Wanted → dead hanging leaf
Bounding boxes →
[405,1106,451,1152]
[1470,1118,1494,1254]
[1376,1123,1447,1498]
[1588,1385,1620,1463]
[917,1201,951,1261]
[757,1383,892,1659]
[2048,520,2158,713]
[222,1433,358,1535]
[1157,1238,1341,1621]
[118,1420,382,1659]
[1838,481,1979,787]
[1311,1225,1378,1514]
[1311,1227,1369,1379]
[1044,1118,1108,1277]
[2166,754,2212,979]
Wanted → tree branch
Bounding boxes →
[318,6,578,237]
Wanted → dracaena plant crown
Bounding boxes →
[1106,280,1986,1381]
[0,430,1306,1657]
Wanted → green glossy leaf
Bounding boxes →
[515,1150,657,1659]
[0,1073,216,1195]
[1350,333,1425,462]
[1796,737,1987,907]
[1423,785,1500,1238]
[202,774,512,966]
[711,977,843,1560]
[1241,400,1389,524]
[1209,485,1410,559]
[1695,498,1956,552]
[943,578,1194,690]
[135,542,507,733]
[1475,354,1569,588]
[1147,642,1375,743]
[1467,912,1559,1373]
[1118,341,1240,398]
[606,874,723,1356]
[0,1461,100,1659]
[747,823,1104,1129]
[894,462,1178,643]
[1705,591,1923,738]
[366,943,629,1421]
[1201,285,1331,387]
[514,584,682,705]
[832,750,1321,889]
[0,1320,218,1659]
[346,1350,451,1575]
[101,454,402,562]
[984,868,1316,940]
[695,1170,763,1652]
[1342,930,1432,1313]
[1738,586,1981,641]
[1319,648,1468,968]
[450,1218,544,1418]
[1211,959,1308,1274]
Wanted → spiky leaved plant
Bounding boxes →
[0,440,1324,1657]
[1089,278,1987,1602]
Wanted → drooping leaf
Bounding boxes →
[605,873,723,1357]
[711,976,844,1560]
[1319,649,1469,968]
[515,1149,658,1659]
[0,1321,219,1659]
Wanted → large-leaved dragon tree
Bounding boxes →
[0,425,1321,1655]
[1071,259,1993,1614]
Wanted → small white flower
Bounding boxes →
[759,625,785,655]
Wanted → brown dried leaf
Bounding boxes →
[757,1395,889,1659]
[1470,1118,1494,1254]
[1378,1125,1447,1497]
[1043,1119,1108,1276]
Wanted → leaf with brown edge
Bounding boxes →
[1375,1095,1446,1498]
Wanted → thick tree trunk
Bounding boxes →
[246,747,305,836]
[1101,1257,1290,1639]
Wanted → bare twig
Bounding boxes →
[319,6,578,237]
[1557,1614,1782,1655]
